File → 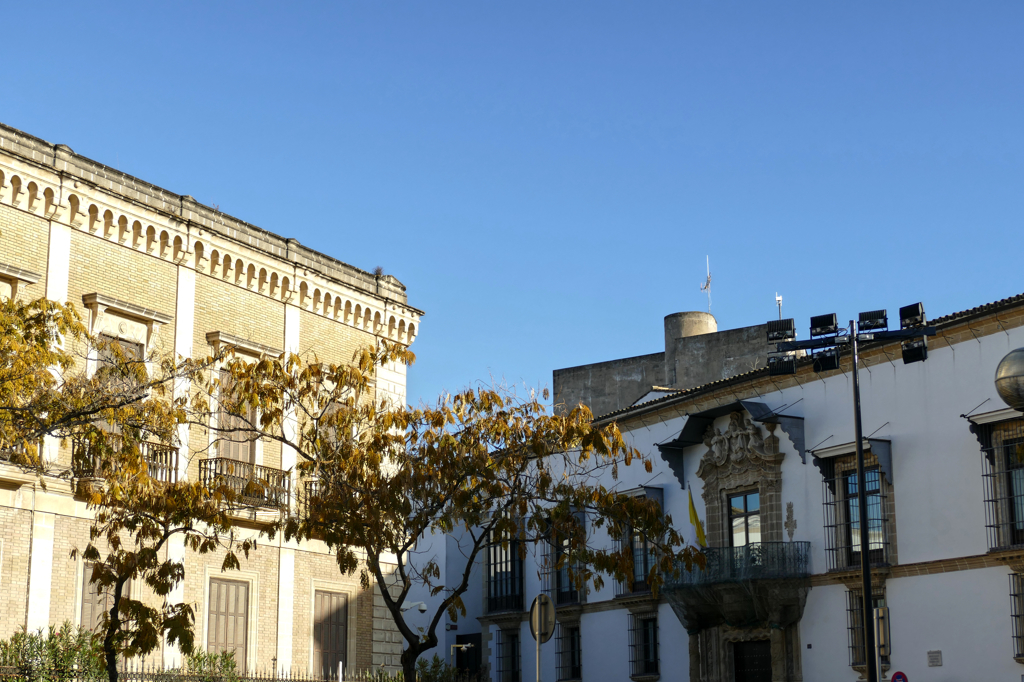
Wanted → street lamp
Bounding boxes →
[450,643,474,668]
[768,304,935,682]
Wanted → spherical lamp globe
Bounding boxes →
[996,347,1024,411]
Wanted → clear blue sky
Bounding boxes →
[3,2,1022,406]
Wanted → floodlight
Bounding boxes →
[858,309,888,331]
[813,348,841,373]
[768,353,797,376]
[767,318,796,343]
[810,313,839,337]
[902,337,928,364]
[899,302,926,329]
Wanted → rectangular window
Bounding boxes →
[628,612,659,679]
[313,590,347,679]
[846,587,889,668]
[1012,573,1024,659]
[81,562,131,632]
[495,629,521,682]
[821,458,891,571]
[729,491,761,547]
[550,512,583,606]
[207,578,249,672]
[218,369,255,463]
[844,468,885,566]
[980,418,1024,550]
[617,487,663,597]
[556,622,582,681]
[487,529,524,613]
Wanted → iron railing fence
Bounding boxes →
[1012,572,1024,659]
[72,438,179,484]
[199,458,291,510]
[0,665,486,682]
[666,541,811,588]
[978,418,1024,551]
[820,458,890,571]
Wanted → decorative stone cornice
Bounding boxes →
[206,331,283,358]
[0,125,423,346]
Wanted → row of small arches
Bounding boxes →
[0,171,417,345]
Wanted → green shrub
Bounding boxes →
[0,623,105,682]
[182,650,238,682]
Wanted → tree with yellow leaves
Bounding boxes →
[207,342,699,681]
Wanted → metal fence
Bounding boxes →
[199,458,291,509]
[0,666,485,682]
[72,438,179,484]
[666,541,811,587]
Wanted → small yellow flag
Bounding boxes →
[689,488,707,548]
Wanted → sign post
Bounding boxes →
[529,594,555,682]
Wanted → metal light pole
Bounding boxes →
[850,321,877,682]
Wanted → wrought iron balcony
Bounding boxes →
[667,541,811,587]
[72,438,179,484]
[199,457,291,510]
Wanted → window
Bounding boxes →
[821,458,891,571]
[81,562,131,632]
[495,629,521,682]
[549,512,583,605]
[218,369,255,463]
[313,591,347,679]
[729,491,761,547]
[487,528,524,613]
[980,418,1024,550]
[617,487,663,596]
[1011,573,1024,659]
[556,622,582,681]
[208,578,249,672]
[628,612,659,679]
[846,587,889,668]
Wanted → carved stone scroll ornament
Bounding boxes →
[697,412,784,479]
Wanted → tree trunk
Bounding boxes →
[401,646,421,682]
[104,579,127,682]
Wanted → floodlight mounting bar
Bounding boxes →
[773,326,935,353]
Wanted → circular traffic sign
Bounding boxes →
[529,594,556,643]
[891,672,908,682]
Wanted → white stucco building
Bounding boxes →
[444,292,1024,682]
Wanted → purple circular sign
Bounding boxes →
[891,673,908,682]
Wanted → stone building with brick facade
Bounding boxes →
[452,295,1024,681]
[0,121,422,675]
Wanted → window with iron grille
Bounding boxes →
[487,529,524,613]
[978,418,1024,551]
[548,511,584,606]
[495,628,521,682]
[846,587,889,668]
[628,612,659,679]
[821,458,891,571]
[1012,573,1024,659]
[556,622,582,681]
[616,487,663,597]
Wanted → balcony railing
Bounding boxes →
[666,542,811,588]
[72,438,179,484]
[199,457,291,510]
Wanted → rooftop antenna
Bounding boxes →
[775,292,783,320]
[700,256,712,314]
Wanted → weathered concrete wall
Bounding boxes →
[670,323,773,390]
[553,352,665,417]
